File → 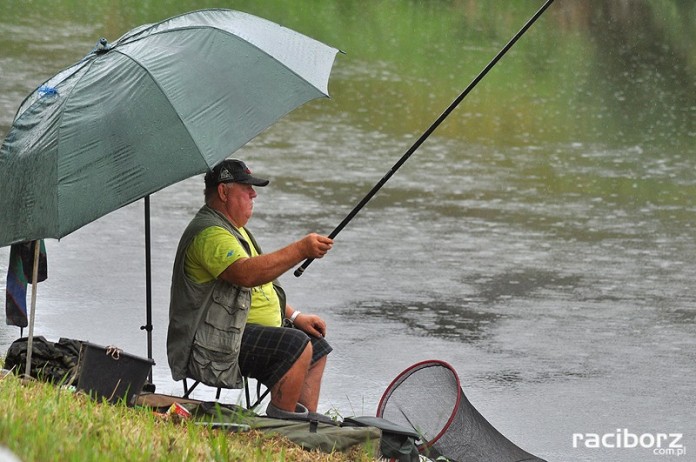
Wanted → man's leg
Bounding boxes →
[299,355,327,412]
[269,342,312,412]
[238,325,331,414]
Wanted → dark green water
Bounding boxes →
[1,2,695,460]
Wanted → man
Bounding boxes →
[167,159,334,421]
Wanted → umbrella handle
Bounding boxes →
[295,0,556,277]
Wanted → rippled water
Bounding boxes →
[2,3,695,461]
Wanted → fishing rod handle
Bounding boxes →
[294,260,312,277]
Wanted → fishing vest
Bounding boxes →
[166,205,285,389]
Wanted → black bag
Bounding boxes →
[343,416,420,462]
[4,336,83,384]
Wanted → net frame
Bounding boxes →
[376,359,460,455]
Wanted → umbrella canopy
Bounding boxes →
[0,8,339,247]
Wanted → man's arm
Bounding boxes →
[219,233,332,287]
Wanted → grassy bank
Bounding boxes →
[0,373,375,462]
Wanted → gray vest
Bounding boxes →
[166,205,285,388]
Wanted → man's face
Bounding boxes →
[221,182,257,227]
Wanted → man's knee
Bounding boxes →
[298,340,313,362]
[280,341,312,381]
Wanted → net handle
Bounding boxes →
[376,359,462,451]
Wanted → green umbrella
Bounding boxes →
[0,9,338,373]
[0,9,338,245]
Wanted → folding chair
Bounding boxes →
[182,376,270,410]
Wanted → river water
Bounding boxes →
[1,2,695,461]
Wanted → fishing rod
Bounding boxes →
[295,0,555,277]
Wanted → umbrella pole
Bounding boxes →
[143,195,154,383]
[24,240,41,378]
[294,0,555,278]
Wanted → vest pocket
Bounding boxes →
[187,285,250,389]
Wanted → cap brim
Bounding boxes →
[240,177,270,187]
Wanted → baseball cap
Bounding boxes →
[205,159,269,188]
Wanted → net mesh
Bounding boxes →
[377,360,546,462]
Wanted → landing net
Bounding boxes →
[376,360,546,462]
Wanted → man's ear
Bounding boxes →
[217,183,227,202]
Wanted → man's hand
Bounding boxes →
[293,313,327,338]
[299,233,333,259]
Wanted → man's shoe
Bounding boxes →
[265,402,309,420]
[266,403,337,425]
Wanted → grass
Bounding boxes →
[0,371,377,462]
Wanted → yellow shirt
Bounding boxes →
[184,226,282,327]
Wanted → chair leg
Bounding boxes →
[244,377,270,409]
[183,377,267,407]
[244,377,251,409]
[182,378,200,399]
[249,383,271,409]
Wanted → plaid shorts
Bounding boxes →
[238,324,332,387]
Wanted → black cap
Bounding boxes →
[205,159,269,188]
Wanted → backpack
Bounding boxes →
[4,336,83,384]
